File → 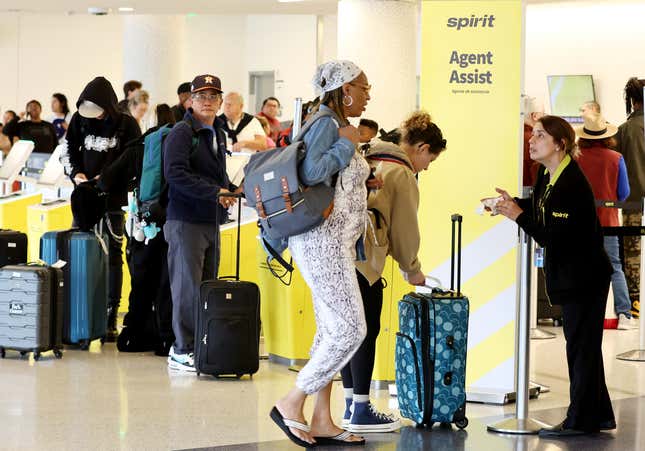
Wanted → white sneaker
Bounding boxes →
[167,347,196,372]
[617,315,639,330]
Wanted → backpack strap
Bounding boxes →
[293,109,340,142]
[367,153,414,171]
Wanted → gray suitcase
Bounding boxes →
[0,265,64,360]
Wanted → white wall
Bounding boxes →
[0,13,123,117]
[0,12,321,124]
[525,1,645,124]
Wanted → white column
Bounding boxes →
[122,15,185,106]
[337,0,418,130]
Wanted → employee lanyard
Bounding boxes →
[538,154,571,226]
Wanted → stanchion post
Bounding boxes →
[291,98,303,138]
[488,229,551,434]
[617,196,645,361]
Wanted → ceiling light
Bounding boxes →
[277,0,305,3]
[118,7,135,12]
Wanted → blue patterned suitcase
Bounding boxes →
[40,229,108,349]
[395,214,469,429]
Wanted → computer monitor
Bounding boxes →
[546,75,596,123]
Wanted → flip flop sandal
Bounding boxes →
[270,406,315,448]
[313,430,366,446]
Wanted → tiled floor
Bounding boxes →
[0,326,644,450]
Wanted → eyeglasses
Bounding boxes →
[192,93,220,102]
[349,83,372,94]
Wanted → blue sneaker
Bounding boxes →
[341,398,352,427]
[167,347,196,372]
[347,401,401,433]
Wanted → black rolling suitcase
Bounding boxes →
[0,229,28,267]
[195,193,261,378]
[0,264,64,360]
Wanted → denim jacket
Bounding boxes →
[299,105,356,187]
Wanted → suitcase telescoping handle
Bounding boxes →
[217,192,244,281]
[450,214,463,297]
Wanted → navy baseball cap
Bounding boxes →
[191,75,222,93]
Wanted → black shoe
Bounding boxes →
[154,339,172,357]
[598,420,616,431]
[538,421,586,437]
[106,306,119,343]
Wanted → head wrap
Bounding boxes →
[312,60,363,100]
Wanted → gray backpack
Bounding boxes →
[243,110,340,241]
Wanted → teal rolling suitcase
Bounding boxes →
[395,214,469,429]
[40,229,108,349]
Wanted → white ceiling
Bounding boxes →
[0,0,339,15]
[0,0,619,16]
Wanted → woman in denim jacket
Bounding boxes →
[270,60,373,448]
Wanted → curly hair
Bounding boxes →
[401,111,447,155]
[624,77,644,115]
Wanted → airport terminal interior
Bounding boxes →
[1,0,645,450]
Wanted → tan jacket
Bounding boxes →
[356,140,422,285]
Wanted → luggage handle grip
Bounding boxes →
[424,275,445,292]
[450,214,463,296]
[217,192,244,281]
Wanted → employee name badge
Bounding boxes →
[534,247,544,268]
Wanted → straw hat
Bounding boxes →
[576,112,617,140]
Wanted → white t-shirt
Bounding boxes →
[225,115,265,151]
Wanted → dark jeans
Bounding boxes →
[105,212,124,310]
[164,220,220,354]
[340,271,384,395]
[562,279,615,431]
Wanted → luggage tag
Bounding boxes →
[51,260,67,269]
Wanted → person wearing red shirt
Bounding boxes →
[576,112,637,330]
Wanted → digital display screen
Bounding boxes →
[547,75,596,119]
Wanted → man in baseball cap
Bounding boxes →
[163,74,238,372]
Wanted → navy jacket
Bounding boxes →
[163,110,230,224]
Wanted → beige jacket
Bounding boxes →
[356,140,422,285]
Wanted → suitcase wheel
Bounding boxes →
[0,348,5,359]
[100,337,106,345]
[20,351,27,357]
[33,351,41,361]
[79,340,90,351]
[54,349,63,359]
[455,417,468,429]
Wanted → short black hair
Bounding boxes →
[177,82,191,95]
[359,118,379,132]
[123,80,142,97]
[156,103,175,126]
[262,97,280,108]
[5,110,17,120]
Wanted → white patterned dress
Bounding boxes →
[289,152,370,394]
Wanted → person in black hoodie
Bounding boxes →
[490,115,615,437]
[61,76,142,341]
[98,117,175,356]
